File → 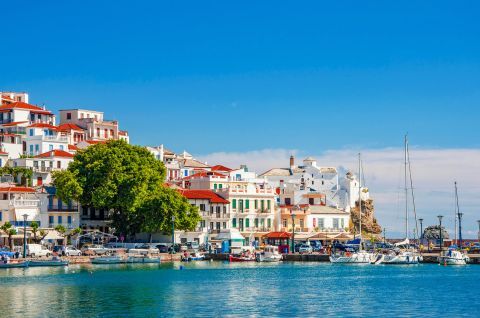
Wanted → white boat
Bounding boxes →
[380,136,422,265]
[438,249,469,266]
[91,255,125,264]
[256,246,283,262]
[29,257,69,267]
[330,154,376,264]
[330,250,376,264]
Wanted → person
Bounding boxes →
[1,255,5,264]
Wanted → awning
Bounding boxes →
[43,230,65,240]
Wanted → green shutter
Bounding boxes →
[232,218,237,228]
[267,219,271,228]
[246,218,250,228]
[267,200,271,210]
[214,184,217,190]
[261,200,265,211]
[219,184,222,189]
[246,199,250,209]
[232,199,236,209]
[255,200,258,209]
[255,218,259,227]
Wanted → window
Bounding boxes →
[267,200,271,211]
[199,204,206,211]
[232,199,236,209]
[245,199,250,209]
[29,129,34,136]
[0,211,2,221]
[254,218,259,227]
[82,207,88,216]
[216,222,220,230]
[223,222,227,229]
[49,215,54,225]
[309,198,315,205]
[341,218,345,229]
[35,144,39,153]
[238,199,244,212]
[318,218,325,230]
[110,129,114,137]
[213,184,217,190]
[232,218,237,228]
[37,177,43,186]
[267,219,271,229]
[285,198,291,206]
[216,206,221,213]
[96,128,100,137]
[37,114,41,120]
[245,218,250,228]
[210,222,214,230]
[282,219,287,228]
[67,216,72,224]
[67,113,72,120]
[80,113,84,119]
[254,200,258,209]
[219,184,222,189]
[299,219,304,229]
[333,218,339,229]
[49,144,53,151]
[104,129,108,138]
[57,161,61,169]
[59,145,64,150]
[261,200,265,211]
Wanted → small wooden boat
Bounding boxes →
[181,252,205,262]
[126,256,161,264]
[91,255,125,264]
[229,254,255,262]
[0,261,29,269]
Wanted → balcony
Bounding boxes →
[43,135,69,142]
[11,199,41,208]
[48,205,79,212]
[32,166,52,173]
[201,212,230,219]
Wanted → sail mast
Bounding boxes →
[454,181,459,245]
[358,152,362,240]
[404,135,409,239]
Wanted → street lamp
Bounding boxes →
[22,214,28,259]
[383,228,386,245]
[477,220,480,243]
[171,215,176,254]
[437,215,443,253]
[418,218,424,242]
[458,212,463,249]
[291,212,295,254]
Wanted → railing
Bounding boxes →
[43,135,68,142]
[201,212,230,219]
[32,166,52,173]
[48,205,79,212]
[11,199,41,208]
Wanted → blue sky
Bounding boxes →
[2,1,480,235]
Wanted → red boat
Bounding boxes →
[229,254,255,262]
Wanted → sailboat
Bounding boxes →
[330,153,376,264]
[438,182,469,266]
[380,136,422,265]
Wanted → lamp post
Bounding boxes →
[477,220,480,243]
[291,212,295,254]
[418,218,424,243]
[22,214,28,259]
[437,215,443,253]
[458,212,463,249]
[171,215,176,254]
[383,228,386,245]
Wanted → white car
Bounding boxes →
[128,245,160,255]
[64,246,82,256]
[81,245,111,255]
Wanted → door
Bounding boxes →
[239,218,244,231]
[37,177,43,186]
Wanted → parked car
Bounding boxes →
[156,245,169,253]
[81,244,111,255]
[27,244,51,258]
[129,245,160,255]
[64,246,82,256]
[298,244,313,254]
[53,246,66,255]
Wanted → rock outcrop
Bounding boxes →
[423,226,449,240]
[350,199,382,236]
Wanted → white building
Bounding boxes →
[25,123,69,156]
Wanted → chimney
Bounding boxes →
[290,155,295,168]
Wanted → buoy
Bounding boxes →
[179,265,184,270]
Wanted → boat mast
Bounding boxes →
[404,135,409,239]
[454,181,459,246]
[358,153,362,240]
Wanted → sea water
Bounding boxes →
[0,262,478,317]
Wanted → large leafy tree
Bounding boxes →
[53,140,200,236]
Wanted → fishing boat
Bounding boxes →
[256,246,283,262]
[126,255,161,264]
[91,255,125,264]
[229,253,255,262]
[0,261,29,269]
[438,249,469,266]
[380,136,422,265]
[330,154,376,264]
[29,257,69,267]
[181,252,205,262]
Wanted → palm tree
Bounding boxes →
[31,221,40,243]
[1,222,14,250]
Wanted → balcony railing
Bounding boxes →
[11,199,41,208]
[48,205,79,212]
[32,166,52,173]
[43,135,69,142]
[201,212,230,219]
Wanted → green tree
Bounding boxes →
[53,140,200,237]
[55,225,67,235]
[31,221,40,243]
[1,222,17,250]
[137,187,201,242]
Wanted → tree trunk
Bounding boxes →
[149,233,153,243]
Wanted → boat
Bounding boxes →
[29,257,69,267]
[256,246,283,262]
[330,154,376,264]
[380,136,422,265]
[438,249,470,266]
[126,255,161,264]
[91,255,125,264]
[0,261,29,269]
[181,252,205,262]
[229,253,255,262]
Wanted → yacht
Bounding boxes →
[438,249,469,266]
[256,246,283,262]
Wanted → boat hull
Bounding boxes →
[0,261,29,269]
[229,255,255,262]
[381,253,421,265]
[438,256,469,266]
[330,252,375,264]
[127,257,161,264]
[29,261,69,267]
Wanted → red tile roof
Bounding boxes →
[183,171,228,180]
[178,189,229,204]
[0,102,53,115]
[1,121,29,127]
[85,140,106,145]
[28,123,58,130]
[211,165,233,172]
[35,150,74,158]
[68,144,79,151]
[0,186,36,193]
[263,232,292,239]
[58,123,84,132]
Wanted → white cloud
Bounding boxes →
[198,147,480,239]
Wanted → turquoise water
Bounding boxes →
[0,262,479,317]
